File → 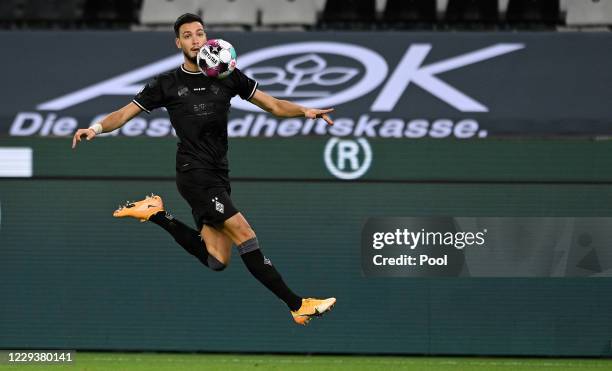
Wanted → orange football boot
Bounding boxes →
[291,297,336,326]
[113,194,164,222]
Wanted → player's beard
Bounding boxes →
[183,50,197,65]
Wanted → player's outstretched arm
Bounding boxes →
[249,89,334,126]
[71,102,143,149]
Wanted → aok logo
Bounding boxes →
[37,41,524,113]
[229,42,385,112]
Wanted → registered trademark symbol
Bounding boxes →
[324,137,372,180]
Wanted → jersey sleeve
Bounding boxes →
[231,68,258,101]
[132,76,165,113]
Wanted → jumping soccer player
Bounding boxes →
[71,13,335,325]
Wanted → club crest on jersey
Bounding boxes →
[211,197,224,214]
[178,86,189,97]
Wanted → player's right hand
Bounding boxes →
[72,128,96,149]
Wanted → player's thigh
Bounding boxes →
[221,212,256,245]
[201,224,233,264]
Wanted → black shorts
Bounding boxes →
[175,168,239,230]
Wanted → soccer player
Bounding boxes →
[71,13,335,325]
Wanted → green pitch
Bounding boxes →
[1,353,611,371]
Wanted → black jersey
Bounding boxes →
[133,65,258,172]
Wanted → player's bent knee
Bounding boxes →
[239,228,256,242]
[207,255,227,271]
[234,223,256,241]
[224,214,256,242]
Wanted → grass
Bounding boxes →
[1,352,611,371]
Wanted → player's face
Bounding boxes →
[176,22,207,64]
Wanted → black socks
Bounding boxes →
[149,211,225,271]
[238,238,302,311]
[149,212,302,310]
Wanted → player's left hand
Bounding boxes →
[71,128,97,149]
[304,108,334,125]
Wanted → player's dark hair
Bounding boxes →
[174,13,204,37]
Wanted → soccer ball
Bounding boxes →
[197,39,237,79]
